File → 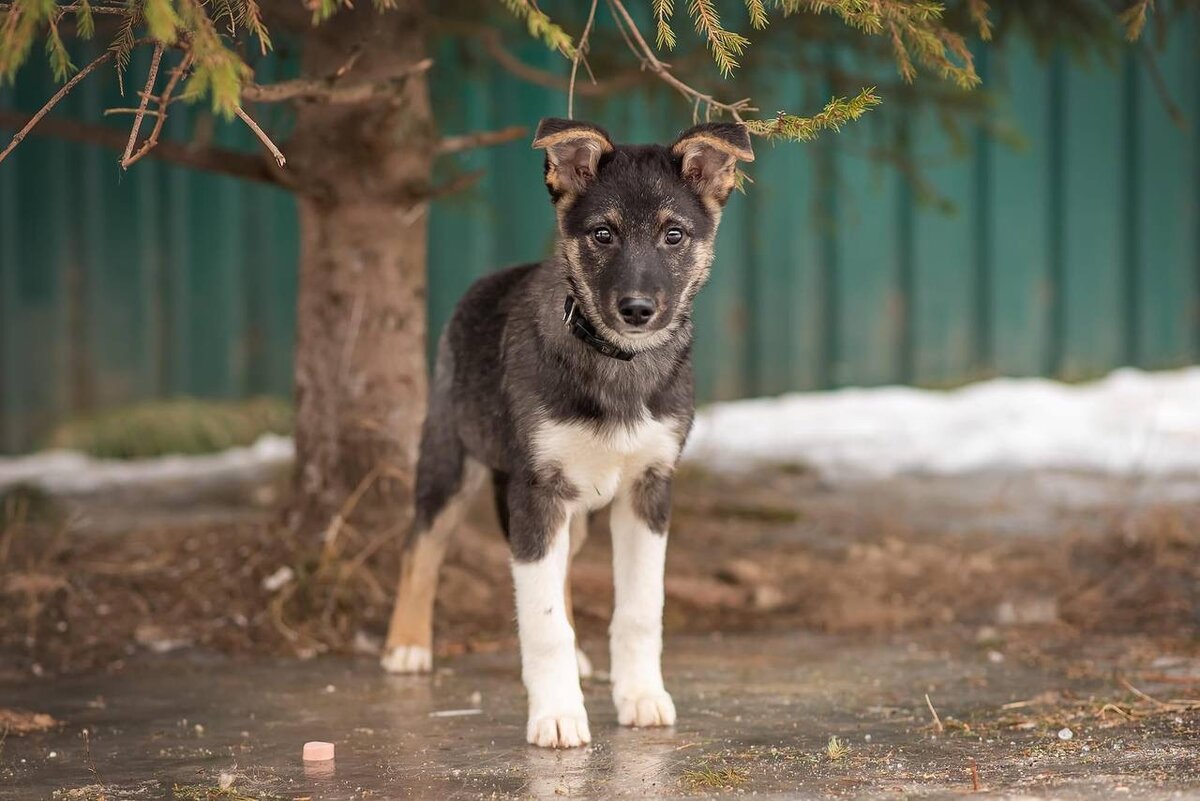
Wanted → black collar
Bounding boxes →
[562,296,635,361]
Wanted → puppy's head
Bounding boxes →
[533,118,754,352]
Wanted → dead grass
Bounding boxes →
[825,735,849,761]
[171,785,280,801]
[0,708,58,734]
[679,765,749,791]
[0,468,1197,674]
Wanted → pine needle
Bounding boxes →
[743,86,881,142]
[653,0,676,49]
[498,0,574,57]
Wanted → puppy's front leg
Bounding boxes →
[609,472,675,728]
[510,486,590,748]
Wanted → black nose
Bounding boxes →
[618,296,658,327]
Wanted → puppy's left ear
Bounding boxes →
[532,118,614,201]
[671,122,755,207]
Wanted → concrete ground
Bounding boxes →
[3,626,1199,800]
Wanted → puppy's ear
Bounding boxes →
[671,122,755,208]
[532,118,614,201]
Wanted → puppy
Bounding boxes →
[381,118,754,748]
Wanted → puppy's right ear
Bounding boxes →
[532,118,614,201]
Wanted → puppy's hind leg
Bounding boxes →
[382,417,484,674]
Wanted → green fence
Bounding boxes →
[1,27,1197,454]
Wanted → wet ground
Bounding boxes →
[3,627,1199,800]
[2,466,1198,799]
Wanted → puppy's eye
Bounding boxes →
[593,227,614,245]
[664,227,685,246]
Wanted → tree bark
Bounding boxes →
[278,0,435,537]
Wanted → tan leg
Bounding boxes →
[566,512,593,679]
[381,461,485,674]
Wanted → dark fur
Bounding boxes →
[409,119,751,562]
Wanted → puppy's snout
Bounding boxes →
[617,296,657,327]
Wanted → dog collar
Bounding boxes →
[562,296,635,361]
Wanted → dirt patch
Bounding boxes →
[0,707,58,734]
[1,468,1198,675]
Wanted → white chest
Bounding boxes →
[532,416,681,510]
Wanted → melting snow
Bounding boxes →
[2,368,1198,495]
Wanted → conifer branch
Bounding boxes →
[240,57,432,104]
[437,125,527,156]
[496,0,574,56]
[234,104,284,167]
[1119,0,1152,42]
[123,50,191,168]
[0,108,276,183]
[120,41,163,168]
[607,0,755,121]
[0,2,128,13]
[0,41,136,165]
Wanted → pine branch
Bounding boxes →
[123,50,191,168]
[608,0,755,120]
[687,0,749,77]
[0,107,279,183]
[745,0,767,29]
[653,0,675,49]
[120,41,162,167]
[234,105,283,166]
[967,0,992,42]
[437,125,527,155]
[240,57,432,103]
[497,0,574,56]
[0,41,138,164]
[1119,0,1152,41]
[744,87,881,141]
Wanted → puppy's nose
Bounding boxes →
[618,296,657,327]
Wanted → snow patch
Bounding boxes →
[0,434,293,495]
[683,367,1200,481]
[1,368,1198,495]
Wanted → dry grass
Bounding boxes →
[1,466,1198,674]
[825,735,849,761]
[679,765,749,791]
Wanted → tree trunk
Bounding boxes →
[280,0,435,537]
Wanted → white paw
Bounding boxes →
[576,647,594,680]
[526,708,592,749]
[380,644,432,674]
[615,690,676,728]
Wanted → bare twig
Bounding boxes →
[0,109,278,184]
[103,107,163,117]
[124,51,192,168]
[1137,45,1187,131]
[0,1,128,12]
[969,759,980,792]
[568,0,599,119]
[925,693,945,733]
[443,21,646,97]
[120,42,163,169]
[234,106,285,167]
[606,0,754,121]
[437,125,526,156]
[0,43,138,165]
[241,58,433,104]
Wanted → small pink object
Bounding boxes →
[302,741,335,761]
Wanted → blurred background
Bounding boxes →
[1,9,1195,455]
